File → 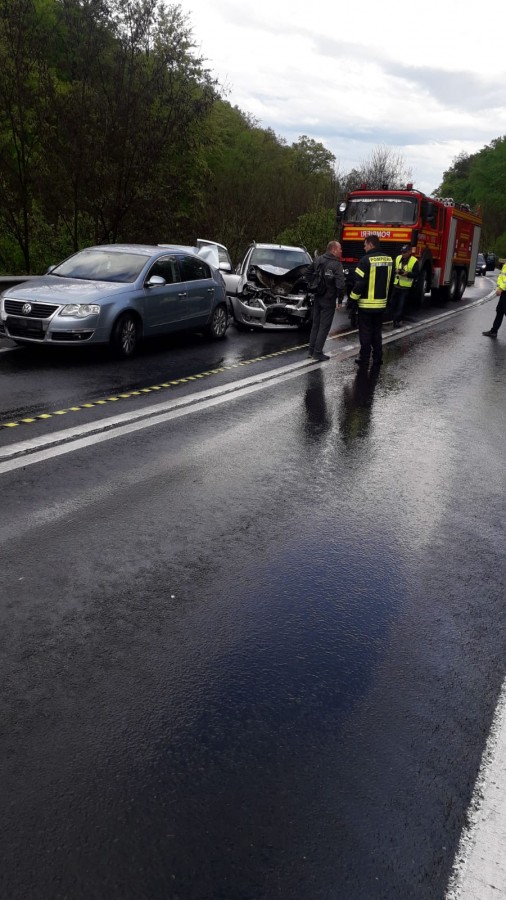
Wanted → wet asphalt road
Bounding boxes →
[0,282,491,430]
[0,286,505,899]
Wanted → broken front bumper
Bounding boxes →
[229,295,311,329]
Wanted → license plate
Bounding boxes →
[7,316,43,334]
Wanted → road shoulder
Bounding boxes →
[447,678,506,899]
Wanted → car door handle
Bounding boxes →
[207,287,214,293]
[178,291,187,297]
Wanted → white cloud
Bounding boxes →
[182,0,506,195]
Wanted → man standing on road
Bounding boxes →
[307,241,345,362]
[349,235,393,369]
[390,244,419,327]
[483,262,506,338]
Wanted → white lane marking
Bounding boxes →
[0,358,316,466]
[0,362,320,475]
[446,678,506,899]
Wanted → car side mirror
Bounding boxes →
[219,262,232,273]
[146,275,166,287]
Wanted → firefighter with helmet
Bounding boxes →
[390,244,420,327]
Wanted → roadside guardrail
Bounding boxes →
[0,276,38,290]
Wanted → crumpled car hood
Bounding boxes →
[250,263,310,294]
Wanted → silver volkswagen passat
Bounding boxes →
[0,243,229,358]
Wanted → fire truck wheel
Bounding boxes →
[422,267,432,298]
[457,269,467,300]
[419,267,432,307]
[448,269,459,301]
[410,271,428,309]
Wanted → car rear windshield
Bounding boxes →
[52,249,149,282]
[250,248,310,269]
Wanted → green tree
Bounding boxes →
[0,0,219,270]
[433,151,473,202]
[0,0,56,271]
[276,206,336,257]
[291,135,335,176]
[435,139,506,252]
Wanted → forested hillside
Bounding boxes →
[0,0,503,273]
[435,139,506,257]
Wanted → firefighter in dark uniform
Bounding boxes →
[390,244,420,327]
[349,234,393,369]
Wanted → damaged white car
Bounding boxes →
[222,242,313,330]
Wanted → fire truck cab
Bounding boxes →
[337,185,482,308]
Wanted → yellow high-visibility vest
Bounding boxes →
[394,254,417,289]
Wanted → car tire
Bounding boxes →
[206,303,228,339]
[111,312,140,358]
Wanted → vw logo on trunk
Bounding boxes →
[22,303,32,315]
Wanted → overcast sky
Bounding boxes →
[180,0,505,195]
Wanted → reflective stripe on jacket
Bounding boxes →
[393,253,419,289]
[497,263,506,292]
[350,251,393,310]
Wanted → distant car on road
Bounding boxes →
[0,243,229,358]
[485,252,497,271]
[222,242,313,330]
[475,253,487,276]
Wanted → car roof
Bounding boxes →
[250,243,309,253]
[158,244,196,253]
[77,244,197,256]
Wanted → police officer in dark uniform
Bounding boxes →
[307,241,345,361]
[349,234,393,369]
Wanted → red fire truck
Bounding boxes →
[337,184,482,307]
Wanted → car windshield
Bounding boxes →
[250,248,310,269]
[52,249,149,283]
[344,197,417,226]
